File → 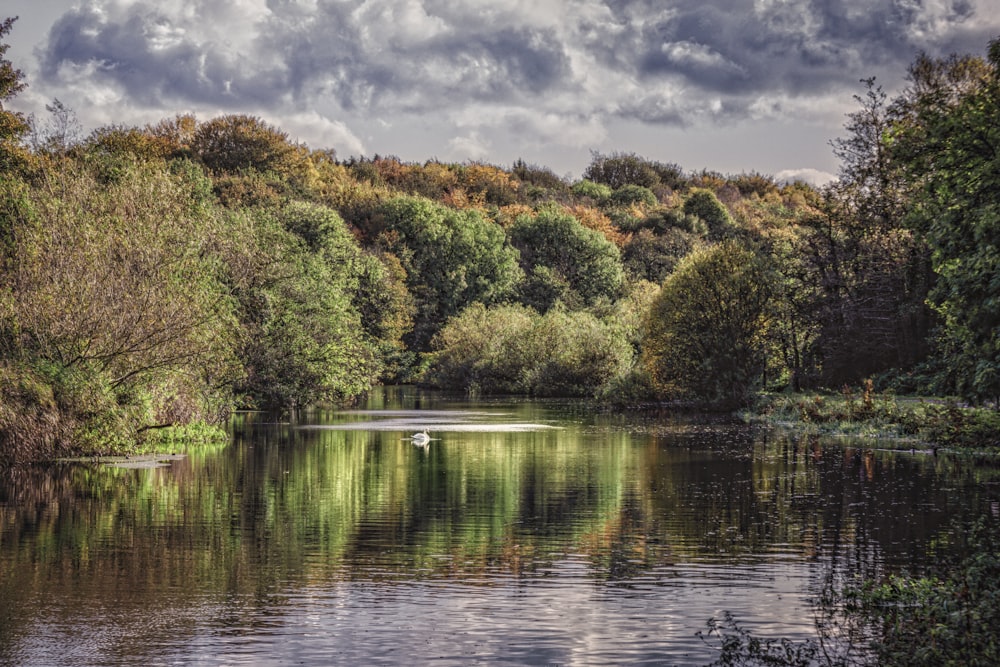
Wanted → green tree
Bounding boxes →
[682,188,735,240]
[509,207,624,310]
[0,17,30,171]
[226,206,377,409]
[643,241,773,407]
[889,39,1000,403]
[376,195,522,349]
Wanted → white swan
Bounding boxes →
[410,431,430,445]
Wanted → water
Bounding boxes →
[2,387,998,666]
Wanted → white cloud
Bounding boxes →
[7,0,1000,178]
[775,167,837,187]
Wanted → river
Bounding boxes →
[1,387,997,665]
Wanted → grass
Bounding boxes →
[745,380,1000,452]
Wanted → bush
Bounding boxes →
[607,184,658,208]
[683,188,735,239]
[643,241,774,407]
[571,179,612,202]
[423,304,633,397]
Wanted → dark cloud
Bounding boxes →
[34,0,1000,130]
[41,4,287,107]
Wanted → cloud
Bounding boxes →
[775,167,837,187]
[25,0,1000,170]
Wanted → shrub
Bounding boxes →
[643,241,774,407]
[424,304,633,397]
[571,179,612,202]
[607,184,658,208]
[683,188,735,239]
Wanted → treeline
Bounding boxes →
[1,15,998,461]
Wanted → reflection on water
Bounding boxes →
[2,387,999,666]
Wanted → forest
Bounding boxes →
[1,16,999,463]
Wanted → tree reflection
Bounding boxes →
[1,397,997,664]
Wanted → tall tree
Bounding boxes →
[890,40,1000,403]
[0,17,29,171]
[800,75,934,386]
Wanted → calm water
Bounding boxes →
[2,387,999,666]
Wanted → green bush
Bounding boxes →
[683,188,735,239]
[423,303,633,397]
[643,241,774,407]
[607,184,658,208]
[571,179,612,202]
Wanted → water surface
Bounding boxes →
[2,387,998,665]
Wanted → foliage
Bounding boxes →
[0,157,241,459]
[683,188,735,239]
[857,519,1000,666]
[750,386,1000,449]
[511,158,569,199]
[571,178,612,202]
[192,114,300,174]
[887,39,1000,404]
[86,123,180,161]
[697,611,823,667]
[509,206,625,310]
[607,184,658,208]
[423,303,634,397]
[583,151,686,191]
[643,241,774,407]
[226,205,377,409]
[622,228,699,284]
[376,195,522,349]
[0,17,30,171]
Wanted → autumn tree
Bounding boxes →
[1,156,241,456]
[192,114,299,174]
[0,17,29,171]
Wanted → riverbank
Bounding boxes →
[743,382,1000,453]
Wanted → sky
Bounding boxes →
[4,1,1000,185]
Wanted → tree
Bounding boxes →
[1,156,242,455]
[509,206,625,311]
[643,241,773,407]
[622,228,698,284]
[376,195,522,349]
[192,114,299,174]
[583,151,685,190]
[226,206,378,409]
[682,188,735,240]
[794,74,934,387]
[888,40,1000,403]
[0,17,30,171]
